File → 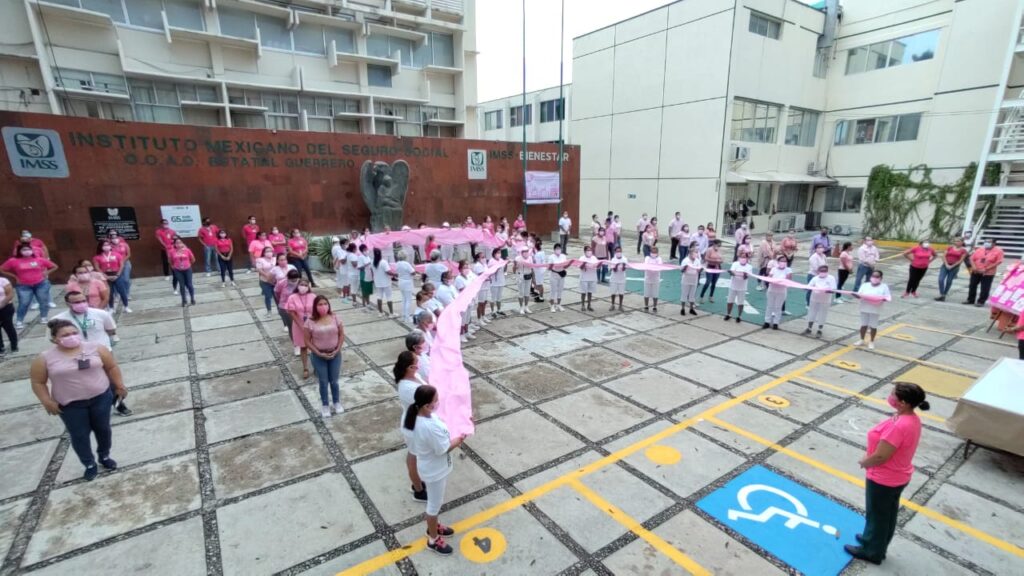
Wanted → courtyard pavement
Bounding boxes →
[0,243,1022,576]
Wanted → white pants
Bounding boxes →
[424,475,449,516]
[440,245,454,262]
[860,311,880,329]
[375,285,392,301]
[336,269,347,289]
[727,289,746,305]
[579,280,597,294]
[518,277,532,297]
[643,281,658,299]
[609,279,626,295]
[398,279,414,319]
[807,299,831,326]
[765,289,786,324]
[681,280,698,303]
[550,273,565,301]
[490,285,504,303]
[478,284,492,303]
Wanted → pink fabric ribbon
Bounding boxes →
[365,227,503,250]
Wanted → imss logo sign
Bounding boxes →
[467,149,487,180]
[2,127,69,178]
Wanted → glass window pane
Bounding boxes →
[367,64,392,87]
[245,91,262,107]
[868,42,890,71]
[431,33,454,67]
[307,117,331,132]
[196,85,218,102]
[875,116,895,142]
[326,29,355,54]
[844,188,863,212]
[92,73,127,94]
[899,30,938,64]
[282,95,298,114]
[895,113,921,141]
[233,112,266,129]
[336,119,360,133]
[834,120,848,145]
[413,41,431,68]
[397,122,420,137]
[219,7,255,39]
[134,103,155,122]
[854,119,875,144]
[257,14,291,49]
[263,93,281,113]
[49,0,79,7]
[166,0,204,30]
[107,102,133,121]
[293,24,326,55]
[845,46,867,75]
[824,187,844,211]
[82,0,126,22]
[125,0,162,29]
[152,106,182,124]
[176,83,197,101]
[154,82,179,105]
[367,34,390,58]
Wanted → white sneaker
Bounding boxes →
[207,272,213,277]
[868,342,875,350]
[173,289,179,295]
[519,307,525,315]
[524,307,531,314]
[293,346,301,356]
[230,282,236,287]
[853,340,863,346]
[283,326,289,333]
[49,302,57,308]
[460,334,468,343]
[551,304,556,313]
[783,310,792,316]
[265,311,273,318]
[333,402,345,414]
[221,282,226,288]
[320,405,331,418]
[165,276,171,281]
[15,321,24,330]
[123,307,132,313]
[30,303,39,310]
[558,305,565,312]
[467,333,476,340]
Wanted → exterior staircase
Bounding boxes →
[980,195,1024,258]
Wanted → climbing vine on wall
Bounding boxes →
[862,162,999,241]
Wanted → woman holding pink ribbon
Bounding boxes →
[608,246,628,311]
[680,242,701,316]
[577,246,599,312]
[643,246,663,312]
[853,270,892,350]
[487,248,506,318]
[548,244,568,312]
[514,246,534,315]
[763,255,791,329]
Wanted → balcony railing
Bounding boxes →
[431,0,463,16]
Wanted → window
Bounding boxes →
[165,0,204,30]
[367,64,393,87]
[125,0,163,29]
[834,113,922,145]
[731,98,780,143]
[327,28,355,54]
[484,110,503,130]
[367,34,417,67]
[80,0,126,23]
[749,12,781,40]
[785,108,819,146]
[845,29,939,75]
[430,32,455,67]
[510,104,532,127]
[129,79,183,124]
[421,106,455,122]
[824,186,864,213]
[219,7,256,39]
[727,183,770,217]
[777,184,809,213]
[52,68,129,96]
[293,24,327,55]
[257,14,291,50]
[377,120,395,135]
[60,97,132,121]
[540,98,564,123]
[426,125,456,138]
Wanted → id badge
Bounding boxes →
[77,358,91,370]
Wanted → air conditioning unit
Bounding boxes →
[732,145,750,161]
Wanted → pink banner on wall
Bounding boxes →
[524,171,560,205]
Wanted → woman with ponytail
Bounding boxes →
[395,351,428,503]
[402,384,466,556]
[846,382,930,565]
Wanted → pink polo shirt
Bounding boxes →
[12,238,46,257]
[198,225,219,247]
[93,252,123,274]
[1,256,55,286]
[267,232,287,255]
[155,227,176,249]
[242,224,260,245]
[288,237,308,256]
[866,413,922,487]
[42,342,110,405]
[908,246,935,269]
[169,247,194,271]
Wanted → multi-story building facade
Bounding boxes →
[0,0,477,137]
[570,0,1023,250]
[477,84,570,144]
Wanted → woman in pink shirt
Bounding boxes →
[66,264,109,310]
[286,278,316,379]
[0,241,58,328]
[93,240,127,313]
[106,230,133,304]
[215,229,235,287]
[169,238,196,307]
[304,295,345,417]
[254,247,278,315]
[847,383,930,565]
[30,319,127,481]
[513,214,526,232]
[836,241,854,302]
[935,237,967,302]
[901,240,936,298]
[267,227,287,257]
[248,232,273,264]
[155,219,177,280]
[287,229,316,286]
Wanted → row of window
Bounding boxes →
[484,98,564,130]
[732,99,819,147]
[50,0,204,30]
[728,183,863,216]
[845,30,938,75]
[366,31,455,69]
[833,113,922,145]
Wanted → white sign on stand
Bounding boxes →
[160,205,202,238]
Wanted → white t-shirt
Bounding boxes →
[548,253,567,269]
[455,274,470,292]
[644,256,662,283]
[347,252,360,275]
[515,256,532,280]
[397,377,422,429]
[681,255,702,281]
[858,282,891,314]
[767,265,791,294]
[52,308,117,350]
[424,262,448,286]
[558,217,571,234]
[436,283,457,306]
[360,254,374,282]
[374,260,392,288]
[417,353,430,381]
[488,258,505,287]
[402,414,453,482]
[395,261,415,283]
[608,255,629,282]
[533,250,547,279]
[729,261,753,292]
[808,252,828,274]
[0,277,11,307]
[426,297,443,314]
[473,261,490,289]
[331,245,345,269]
[578,255,599,282]
[807,274,837,303]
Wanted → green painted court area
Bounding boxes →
[623,267,812,323]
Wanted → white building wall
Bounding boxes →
[477,84,570,143]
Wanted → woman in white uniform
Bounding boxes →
[472,251,491,326]
[372,248,395,318]
[763,255,791,330]
[680,242,701,316]
[607,246,628,311]
[804,264,837,338]
[487,248,506,318]
[532,240,547,304]
[853,270,892,349]
[577,246,599,312]
[643,246,663,312]
[548,243,568,312]
[394,251,416,323]
[515,246,534,315]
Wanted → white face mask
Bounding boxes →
[297,286,310,294]
[921,242,930,249]
[983,242,992,249]
[870,277,881,285]
[818,272,827,278]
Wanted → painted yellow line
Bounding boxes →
[792,375,947,424]
[877,251,909,262]
[868,348,980,378]
[705,417,1024,561]
[903,324,1019,348]
[568,479,711,576]
[337,326,904,575]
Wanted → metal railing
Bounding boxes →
[431,0,463,15]
[992,102,1024,155]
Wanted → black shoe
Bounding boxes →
[844,544,882,565]
[735,317,741,323]
[689,308,697,316]
[762,322,769,329]
[974,303,984,307]
[411,485,428,502]
[772,324,779,330]
[436,524,455,537]
[962,300,974,305]
[723,316,730,321]
[802,327,812,335]
[116,402,133,417]
[856,533,865,545]
[816,330,823,338]
[427,536,453,555]
[9,347,16,353]
[99,457,117,470]
[934,296,945,301]
[84,465,98,481]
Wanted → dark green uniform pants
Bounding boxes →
[861,479,907,560]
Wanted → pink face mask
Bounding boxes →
[58,334,81,349]
[317,305,330,315]
[297,286,310,294]
[71,302,89,314]
[887,394,900,409]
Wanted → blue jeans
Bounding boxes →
[203,245,217,273]
[937,264,960,296]
[172,269,194,304]
[122,260,133,299]
[15,280,51,323]
[597,263,608,283]
[260,281,275,312]
[853,264,873,292]
[311,352,342,405]
[110,272,130,307]
[59,388,113,468]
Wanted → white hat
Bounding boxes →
[401,225,411,231]
[442,221,450,228]
[331,236,340,242]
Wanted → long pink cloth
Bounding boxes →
[429,259,507,437]
[365,227,502,250]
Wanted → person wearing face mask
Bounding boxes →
[12,230,49,259]
[641,224,657,258]
[242,216,260,273]
[396,251,418,324]
[608,247,628,312]
[642,246,663,312]
[346,243,361,306]
[0,272,18,354]
[66,265,110,311]
[107,231,133,305]
[93,240,127,313]
[680,242,701,316]
[757,232,775,291]
[285,278,316,377]
[287,228,316,286]
[846,383,929,565]
[514,246,535,315]
[733,222,749,260]
[197,218,220,277]
[963,239,1004,307]
[935,237,967,302]
[854,237,880,292]
[169,238,196,307]
[578,246,599,312]
[901,240,936,298]
[373,248,396,318]
[248,232,273,270]
[724,253,753,323]
[699,240,723,303]
[852,271,891,350]
[676,224,691,262]
[836,242,854,302]
[806,244,829,305]
[214,229,235,287]
[804,265,837,337]
[487,248,507,318]
[305,295,345,417]
[557,212,572,254]
[267,226,287,257]
[1,242,58,329]
[332,237,348,300]
[357,244,374,310]
[763,256,791,329]
[532,239,547,304]
[155,219,177,281]
[592,227,609,284]
[30,319,127,481]
[455,260,479,340]
[471,252,491,326]
[53,290,118,350]
[255,249,281,317]
[547,244,568,312]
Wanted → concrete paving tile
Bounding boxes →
[741,381,845,424]
[210,422,332,499]
[22,454,201,564]
[686,313,761,337]
[694,402,801,455]
[520,455,675,552]
[119,353,190,386]
[357,337,406,366]
[864,386,959,422]
[300,370,395,410]
[353,448,494,525]
[510,329,588,358]
[0,499,30,560]
[660,353,757,390]
[879,325,958,347]
[925,350,988,376]
[396,490,577,575]
[554,348,639,382]
[201,366,288,406]
[217,473,374,576]
[604,368,711,412]
[0,407,65,449]
[526,306,592,327]
[195,341,273,375]
[948,448,1024,511]
[335,306,384,326]
[606,424,745,497]
[818,405,962,474]
[326,399,404,460]
[468,409,586,478]
[297,541,401,576]
[112,333,187,363]
[482,316,549,338]
[344,320,411,345]
[601,310,676,332]
[492,362,587,403]
[856,534,974,576]
[0,354,36,382]
[647,323,730,350]
[205,391,307,444]
[462,341,536,374]
[796,363,881,392]
[812,347,910,378]
[858,336,935,359]
[0,440,58,500]
[741,326,828,356]
[946,337,1019,362]
[603,509,786,576]
[560,319,634,343]
[190,324,264,351]
[28,517,207,576]
[55,411,196,484]
[469,377,522,420]
[188,311,256,333]
[603,333,688,364]
[704,339,795,372]
[6,337,50,357]
[0,379,37,411]
[117,380,192,421]
[906,484,1024,575]
[187,298,249,318]
[540,387,651,442]
[117,306,184,326]
[116,318,186,339]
